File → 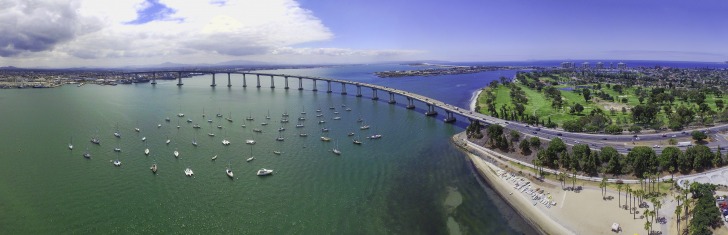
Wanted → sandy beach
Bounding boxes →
[462,142,665,235]
[469,89,482,112]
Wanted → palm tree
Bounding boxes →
[617,184,623,208]
[557,172,566,189]
[625,185,632,212]
[571,169,577,189]
[643,208,651,234]
[675,205,682,234]
[600,176,607,198]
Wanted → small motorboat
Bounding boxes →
[246,156,255,162]
[165,117,171,122]
[166,139,171,145]
[333,116,341,120]
[174,150,179,158]
[150,164,158,173]
[299,133,308,137]
[253,129,262,133]
[134,128,140,132]
[222,139,231,145]
[261,122,268,126]
[226,168,234,178]
[353,139,363,145]
[186,119,192,123]
[296,124,304,128]
[144,148,150,155]
[273,151,282,155]
[360,125,370,130]
[347,132,355,136]
[141,137,146,141]
[211,155,218,161]
[177,113,185,117]
[114,132,121,138]
[320,136,331,142]
[91,138,100,145]
[157,124,162,128]
[185,168,194,176]
[321,128,329,132]
[217,125,222,129]
[256,168,273,176]
[113,160,122,166]
[83,151,91,159]
[368,134,382,139]
[208,133,215,137]
[246,139,256,145]
[114,147,121,152]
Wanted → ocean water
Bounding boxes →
[0,65,531,234]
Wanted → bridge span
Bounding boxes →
[124,71,506,126]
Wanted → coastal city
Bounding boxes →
[3,0,728,235]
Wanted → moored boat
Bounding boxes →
[256,168,273,176]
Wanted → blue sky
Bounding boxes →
[0,0,727,67]
[297,0,728,62]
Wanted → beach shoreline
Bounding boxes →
[453,132,664,235]
[469,88,482,112]
[457,141,572,235]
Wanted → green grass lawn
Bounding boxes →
[477,79,728,128]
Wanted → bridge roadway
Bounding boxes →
[126,70,728,154]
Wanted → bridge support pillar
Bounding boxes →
[242,74,247,87]
[284,76,289,89]
[151,73,157,85]
[444,111,456,123]
[256,75,261,88]
[312,80,318,91]
[298,78,303,90]
[356,85,362,97]
[270,75,275,88]
[406,97,415,109]
[326,81,332,93]
[388,92,396,104]
[176,72,183,86]
[211,73,217,87]
[371,89,379,100]
[425,104,438,116]
[227,73,231,87]
[341,83,347,95]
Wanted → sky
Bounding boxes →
[0,0,727,68]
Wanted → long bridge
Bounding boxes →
[124,70,504,126]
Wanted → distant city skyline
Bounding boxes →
[1,0,727,68]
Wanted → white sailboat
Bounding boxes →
[150,163,158,174]
[226,162,234,179]
[141,136,146,142]
[276,132,284,141]
[246,145,255,162]
[332,141,341,155]
[265,110,271,119]
[68,136,74,150]
[174,149,180,158]
[83,147,91,159]
[144,142,150,155]
[185,168,194,176]
[113,159,122,166]
[212,155,218,161]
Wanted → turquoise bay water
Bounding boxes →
[0,65,532,234]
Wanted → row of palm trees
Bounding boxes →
[603,178,695,235]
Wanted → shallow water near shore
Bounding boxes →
[0,65,533,234]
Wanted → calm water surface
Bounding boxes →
[0,65,532,234]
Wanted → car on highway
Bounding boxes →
[653,145,661,148]
[557,133,562,136]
